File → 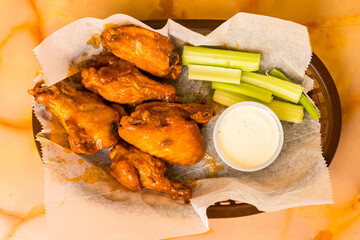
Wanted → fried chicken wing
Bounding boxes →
[135,102,213,125]
[81,53,178,104]
[110,103,128,118]
[78,52,134,71]
[109,142,192,202]
[101,26,182,80]
[118,102,213,166]
[28,80,121,154]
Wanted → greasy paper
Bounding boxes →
[33,13,332,240]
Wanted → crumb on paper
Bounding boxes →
[63,148,72,153]
[203,153,225,178]
[77,159,85,165]
[87,33,101,49]
[54,156,68,165]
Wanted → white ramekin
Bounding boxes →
[213,101,284,172]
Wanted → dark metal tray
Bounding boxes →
[32,19,342,219]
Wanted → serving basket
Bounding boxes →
[32,19,342,218]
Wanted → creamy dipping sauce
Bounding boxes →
[216,104,281,169]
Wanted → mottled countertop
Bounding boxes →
[0,0,359,239]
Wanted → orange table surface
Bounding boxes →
[0,0,359,239]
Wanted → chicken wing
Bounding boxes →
[29,79,122,154]
[81,53,178,104]
[135,102,213,125]
[101,26,182,80]
[109,142,192,202]
[118,103,213,166]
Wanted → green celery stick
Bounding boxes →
[241,72,303,103]
[212,82,273,103]
[268,100,304,123]
[213,90,304,123]
[268,68,320,120]
[213,89,255,105]
[299,93,320,120]
[182,45,260,71]
[269,68,291,82]
[188,65,242,84]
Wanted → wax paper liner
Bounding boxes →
[33,13,332,239]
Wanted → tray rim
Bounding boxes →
[32,19,342,219]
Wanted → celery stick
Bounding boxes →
[188,65,242,84]
[241,72,303,103]
[267,100,304,123]
[213,89,255,106]
[213,90,304,123]
[212,82,273,103]
[182,45,260,71]
[269,68,291,82]
[299,93,320,120]
[268,68,320,120]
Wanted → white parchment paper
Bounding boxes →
[33,13,333,240]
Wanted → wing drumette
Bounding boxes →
[109,142,192,202]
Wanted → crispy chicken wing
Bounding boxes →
[101,26,182,80]
[29,80,122,154]
[118,103,213,166]
[81,53,178,104]
[78,52,133,71]
[110,103,128,118]
[135,102,213,125]
[109,142,192,202]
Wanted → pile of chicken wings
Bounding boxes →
[29,26,213,203]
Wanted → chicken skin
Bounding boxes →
[79,52,135,73]
[118,103,213,166]
[81,53,178,104]
[101,26,182,80]
[135,102,213,125]
[29,80,122,154]
[109,142,192,202]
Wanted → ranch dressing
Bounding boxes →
[216,104,281,168]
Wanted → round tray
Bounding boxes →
[32,19,342,219]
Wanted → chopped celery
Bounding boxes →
[268,68,320,120]
[188,65,242,84]
[269,68,291,82]
[212,82,273,103]
[213,89,255,106]
[268,100,304,123]
[299,93,320,120]
[241,72,303,103]
[213,90,304,123]
[182,45,260,71]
